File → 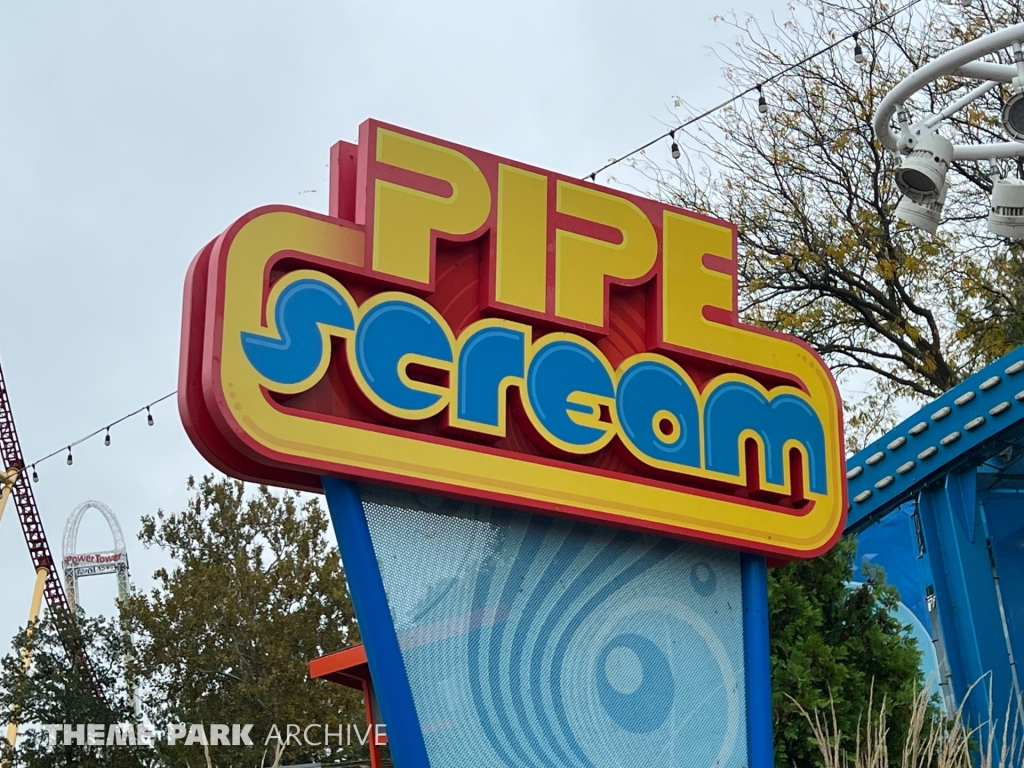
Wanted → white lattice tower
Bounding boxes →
[62,500,130,610]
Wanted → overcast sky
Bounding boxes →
[0,0,794,651]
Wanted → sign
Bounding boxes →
[65,563,121,578]
[63,550,126,579]
[179,119,848,768]
[347,486,759,766]
[180,119,846,560]
[64,552,125,566]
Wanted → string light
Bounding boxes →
[66,448,73,466]
[0,0,937,482]
[25,391,175,472]
[853,32,866,64]
[582,0,925,179]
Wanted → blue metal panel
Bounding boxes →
[917,472,1013,727]
[851,506,944,700]
[846,349,1024,533]
[841,345,1024,746]
[357,486,752,767]
[322,481,774,766]
[980,494,1024,666]
[946,467,978,542]
[321,476,431,768]
[853,504,930,628]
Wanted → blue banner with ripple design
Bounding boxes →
[356,485,749,767]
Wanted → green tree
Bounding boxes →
[769,539,925,766]
[0,612,152,768]
[120,476,366,768]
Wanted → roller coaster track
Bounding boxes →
[0,359,104,700]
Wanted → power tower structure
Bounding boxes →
[62,500,130,609]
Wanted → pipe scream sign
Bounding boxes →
[179,119,846,559]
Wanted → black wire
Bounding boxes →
[583,0,924,180]
[16,1,926,474]
[27,391,177,470]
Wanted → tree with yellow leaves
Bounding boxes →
[641,0,1024,450]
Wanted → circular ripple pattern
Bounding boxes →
[596,633,674,733]
[691,561,718,596]
[361,487,747,767]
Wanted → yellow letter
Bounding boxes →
[495,164,547,313]
[554,181,657,327]
[373,128,491,284]
[661,211,735,352]
[662,209,846,550]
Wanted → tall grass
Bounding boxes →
[795,683,1023,768]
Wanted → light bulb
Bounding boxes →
[32,468,38,483]
[853,33,865,64]
[757,88,768,114]
[671,141,680,159]
[66,451,73,466]
[104,431,111,447]
[147,409,154,427]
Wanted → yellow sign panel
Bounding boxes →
[180,120,847,559]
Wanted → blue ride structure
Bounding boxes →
[845,344,1024,730]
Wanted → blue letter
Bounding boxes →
[241,277,354,387]
[703,380,827,494]
[456,325,526,429]
[526,339,614,450]
[616,358,700,469]
[355,299,453,413]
